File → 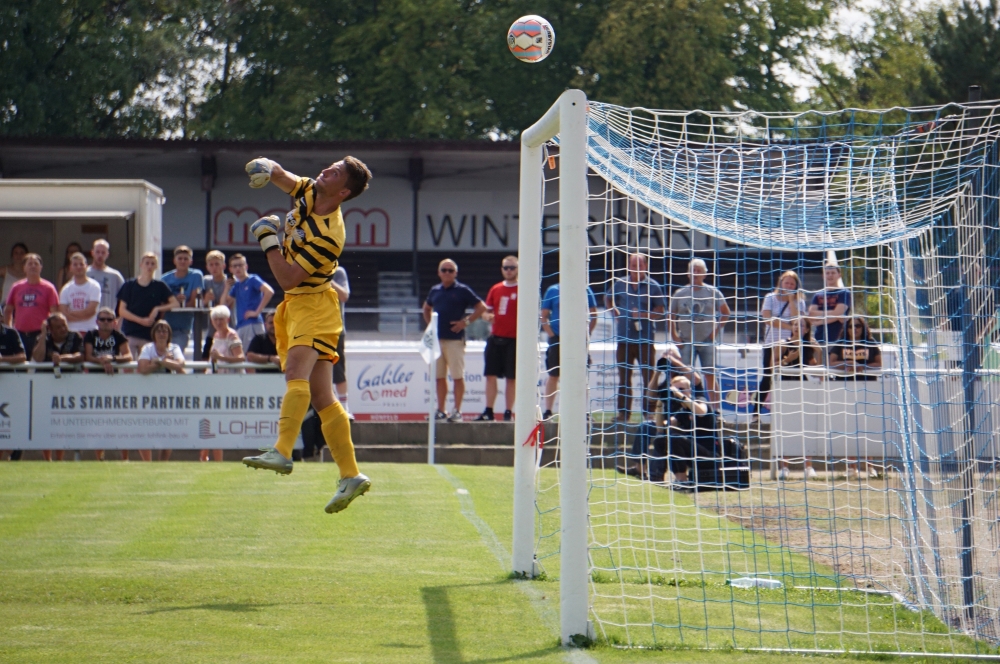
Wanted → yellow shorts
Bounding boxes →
[274,289,343,366]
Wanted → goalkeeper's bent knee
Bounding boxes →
[275,379,311,459]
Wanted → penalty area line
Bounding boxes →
[434,465,599,664]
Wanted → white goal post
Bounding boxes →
[512,89,590,645]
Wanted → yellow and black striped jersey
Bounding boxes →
[281,177,346,295]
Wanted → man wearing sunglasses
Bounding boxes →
[84,307,134,461]
[475,256,519,422]
[422,259,486,422]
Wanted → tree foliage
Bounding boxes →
[5,0,1000,140]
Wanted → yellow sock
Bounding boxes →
[318,401,360,479]
[274,379,311,459]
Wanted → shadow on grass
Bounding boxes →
[421,582,561,664]
[141,602,277,615]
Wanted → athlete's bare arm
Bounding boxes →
[265,161,299,194]
[265,250,310,292]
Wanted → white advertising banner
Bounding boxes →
[0,373,287,449]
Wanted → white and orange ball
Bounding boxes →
[507,15,555,63]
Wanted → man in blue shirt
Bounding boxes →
[161,246,204,355]
[540,282,598,419]
[422,259,486,422]
[605,254,666,422]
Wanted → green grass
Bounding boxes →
[0,462,991,663]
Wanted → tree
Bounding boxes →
[928,0,1000,103]
[573,0,839,113]
[0,0,198,137]
[809,0,940,109]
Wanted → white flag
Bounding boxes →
[419,313,441,364]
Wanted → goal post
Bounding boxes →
[512,89,591,645]
[514,89,1000,654]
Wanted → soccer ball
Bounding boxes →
[507,15,555,63]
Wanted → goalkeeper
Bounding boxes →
[241,156,373,514]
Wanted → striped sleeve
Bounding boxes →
[290,177,314,199]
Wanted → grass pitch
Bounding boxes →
[0,462,987,663]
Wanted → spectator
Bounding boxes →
[224,253,274,349]
[648,343,706,402]
[607,253,667,422]
[752,270,806,418]
[55,241,83,292]
[540,282,599,420]
[137,320,185,462]
[84,306,133,462]
[773,317,821,480]
[475,256,519,422]
[807,263,852,347]
[1,242,28,311]
[201,250,228,307]
[87,239,125,313]
[118,252,178,359]
[0,319,26,462]
[246,311,282,370]
[162,245,204,355]
[84,307,133,374]
[32,312,84,463]
[669,258,730,408]
[208,304,245,371]
[245,311,281,370]
[331,265,353,420]
[59,252,102,334]
[658,375,717,486]
[4,253,60,354]
[829,316,882,380]
[774,318,821,377]
[422,259,486,422]
[32,312,84,366]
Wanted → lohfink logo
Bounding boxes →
[198,419,216,439]
[0,402,9,418]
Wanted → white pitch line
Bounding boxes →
[435,465,599,664]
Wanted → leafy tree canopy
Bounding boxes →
[2,0,997,140]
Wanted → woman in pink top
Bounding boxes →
[3,253,60,354]
[202,305,244,462]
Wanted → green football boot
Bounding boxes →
[242,448,293,475]
[324,474,372,513]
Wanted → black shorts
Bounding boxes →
[545,336,589,378]
[333,333,347,384]
[484,335,516,379]
[546,336,560,377]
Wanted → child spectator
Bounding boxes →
[59,252,102,333]
[162,245,203,354]
[224,253,274,349]
[201,250,229,307]
[4,253,60,354]
[118,252,178,359]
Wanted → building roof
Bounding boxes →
[0,136,521,184]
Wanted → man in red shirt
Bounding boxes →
[3,253,60,354]
[475,256,519,421]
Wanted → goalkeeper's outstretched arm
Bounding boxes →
[245,157,299,194]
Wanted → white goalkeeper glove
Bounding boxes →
[250,215,281,253]
[245,158,275,189]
